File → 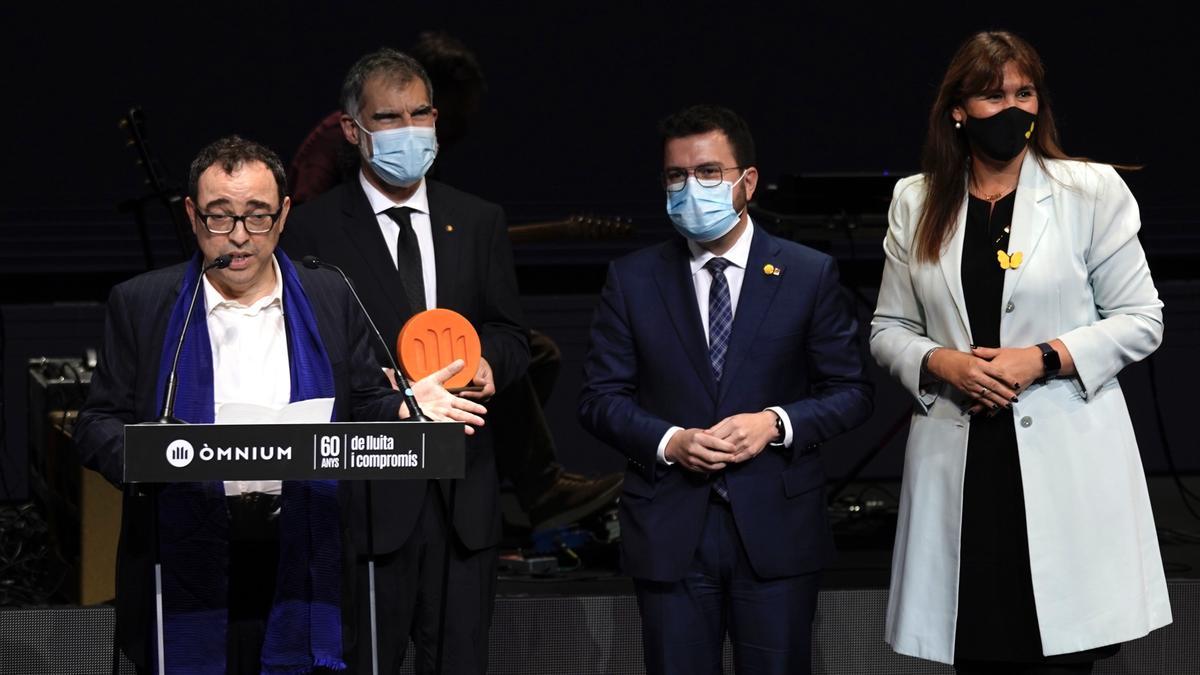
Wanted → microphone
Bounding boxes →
[301,255,428,421]
[156,255,231,423]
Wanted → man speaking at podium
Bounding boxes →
[73,136,484,674]
[579,105,873,674]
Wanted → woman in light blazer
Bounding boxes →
[870,31,1171,674]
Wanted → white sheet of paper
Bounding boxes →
[215,397,335,425]
[214,399,334,496]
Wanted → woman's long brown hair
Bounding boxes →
[914,31,1074,263]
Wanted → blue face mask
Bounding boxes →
[357,121,438,187]
[665,171,747,243]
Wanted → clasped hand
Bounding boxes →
[927,346,1043,415]
[665,411,779,473]
[458,356,496,401]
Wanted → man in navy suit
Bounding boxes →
[579,105,873,674]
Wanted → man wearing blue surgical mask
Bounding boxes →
[664,141,752,245]
[282,48,528,674]
[579,104,873,674]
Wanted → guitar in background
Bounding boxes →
[507,213,632,244]
[118,107,192,268]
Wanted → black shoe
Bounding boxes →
[528,472,623,531]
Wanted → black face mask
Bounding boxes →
[963,106,1038,162]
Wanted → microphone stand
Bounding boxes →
[300,257,426,422]
[434,480,457,675]
[158,256,231,423]
[301,256,429,675]
[146,256,228,675]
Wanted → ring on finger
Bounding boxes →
[979,386,990,396]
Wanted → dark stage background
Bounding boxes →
[3,3,1195,226]
[1,3,1197,502]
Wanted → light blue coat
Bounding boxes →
[871,153,1172,663]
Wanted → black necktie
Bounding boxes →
[385,206,426,312]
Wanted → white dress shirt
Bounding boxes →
[203,256,289,496]
[360,172,438,310]
[656,219,794,464]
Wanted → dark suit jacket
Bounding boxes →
[281,177,529,552]
[579,226,873,582]
[72,262,405,668]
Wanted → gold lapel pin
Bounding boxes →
[445,224,454,232]
[763,263,782,276]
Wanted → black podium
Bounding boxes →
[124,420,464,675]
[125,420,464,483]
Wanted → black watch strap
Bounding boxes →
[1036,342,1061,381]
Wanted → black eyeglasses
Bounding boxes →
[661,164,744,192]
[194,208,283,234]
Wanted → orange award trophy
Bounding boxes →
[396,308,482,391]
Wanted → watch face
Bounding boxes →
[1040,343,1061,373]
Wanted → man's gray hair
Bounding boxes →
[341,47,434,119]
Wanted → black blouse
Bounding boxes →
[954,191,1117,664]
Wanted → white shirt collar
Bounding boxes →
[688,218,755,276]
[203,254,284,315]
[359,171,430,216]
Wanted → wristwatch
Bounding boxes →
[771,411,785,444]
[1036,342,1061,381]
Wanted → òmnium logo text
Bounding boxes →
[165,440,293,469]
[166,439,195,468]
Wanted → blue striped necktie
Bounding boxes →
[705,257,733,500]
[706,257,733,382]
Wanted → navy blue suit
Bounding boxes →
[579,225,872,673]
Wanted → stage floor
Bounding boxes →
[1,581,1196,674]
[2,477,1198,673]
